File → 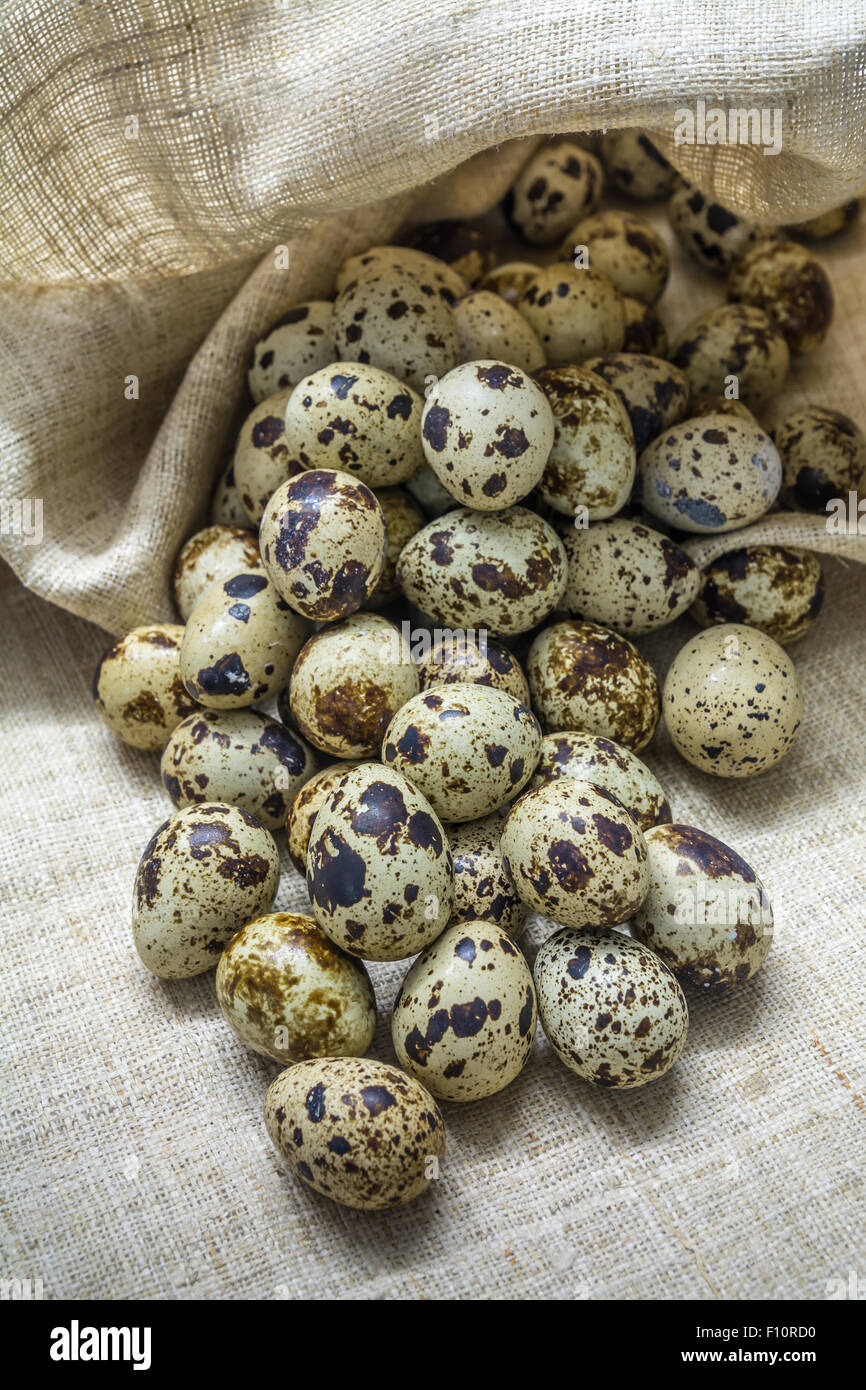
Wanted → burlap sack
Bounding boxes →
[1,3,864,1301]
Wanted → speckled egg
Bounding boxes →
[448,814,527,939]
[232,388,302,525]
[690,396,757,424]
[283,362,424,487]
[334,245,467,305]
[417,634,530,704]
[560,212,669,305]
[405,465,456,518]
[775,404,866,511]
[531,364,635,518]
[132,802,279,978]
[392,921,536,1101]
[396,505,568,636]
[216,912,376,1062]
[478,261,541,306]
[663,623,803,777]
[667,182,775,273]
[93,624,199,750]
[670,304,789,411]
[209,461,249,528]
[364,486,425,606]
[502,779,648,927]
[790,199,861,240]
[172,525,262,622]
[285,613,419,758]
[561,518,701,634]
[527,619,660,750]
[600,129,675,200]
[621,296,669,356]
[306,762,453,960]
[421,361,554,510]
[534,926,688,1087]
[259,469,386,620]
[519,265,626,365]
[505,141,603,244]
[453,292,545,373]
[728,239,834,355]
[264,1057,446,1210]
[330,269,460,392]
[583,353,689,454]
[637,412,782,533]
[382,683,541,823]
[286,761,365,874]
[160,708,316,829]
[691,545,825,644]
[632,824,773,990]
[404,220,495,284]
[248,303,336,404]
[180,571,309,709]
[531,731,671,832]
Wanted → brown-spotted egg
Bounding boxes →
[621,297,669,356]
[600,129,675,200]
[448,813,527,939]
[533,364,635,517]
[330,268,460,392]
[691,544,825,644]
[560,211,669,305]
[334,245,467,304]
[531,731,672,832]
[93,624,200,750]
[670,304,789,411]
[453,292,545,372]
[728,239,834,355]
[180,571,309,709]
[364,486,425,606]
[478,261,542,305]
[232,388,302,524]
[248,302,336,403]
[286,761,365,874]
[667,182,775,273]
[519,265,626,365]
[527,619,660,750]
[637,412,782,533]
[505,141,603,244]
[561,517,701,634]
[583,353,689,453]
[172,524,262,621]
[417,634,530,704]
[210,461,249,528]
[283,362,425,486]
[404,220,495,284]
[775,404,866,511]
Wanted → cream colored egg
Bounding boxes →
[449,814,527,939]
[600,129,675,200]
[93,624,199,751]
[531,732,672,832]
[330,268,460,392]
[283,362,425,486]
[561,518,701,634]
[583,352,689,453]
[775,404,866,511]
[728,239,834,355]
[519,265,626,365]
[172,524,262,622]
[533,364,635,518]
[691,544,824,644]
[180,571,309,709]
[667,182,775,273]
[637,412,782,533]
[527,619,660,750]
[506,141,603,244]
[286,761,365,874]
[232,388,301,525]
[247,302,335,404]
[209,461,249,528]
[453,292,545,372]
[364,486,425,606]
[335,245,467,304]
[560,211,669,305]
[417,633,530,704]
[478,261,542,306]
[670,304,789,411]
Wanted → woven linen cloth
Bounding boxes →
[2,1,866,1301]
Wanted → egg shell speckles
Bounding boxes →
[286,613,419,758]
[421,360,554,510]
[334,245,467,305]
[775,405,866,511]
[364,487,425,606]
[519,265,626,366]
[247,302,336,404]
[632,824,773,991]
[132,802,280,979]
[284,362,425,487]
[160,708,317,830]
[534,926,688,1088]
[232,388,303,525]
[396,505,568,636]
[404,220,495,285]
[216,912,376,1063]
[180,571,309,709]
[505,141,603,245]
[264,1057,445,1210]
[448,813,527,939]
[382,683,542,823]
[531,732,672,832]
[330,268,460,392]
[561,518,701,635]
[583,353,690,454]
[501,779,649,928]
[600,129,675,201]
[667,183,775,274]
[621,297,669,357]
[286,761,365,874]
[670,304,789,412]
[636,412,782,533]
[93,624,200,751]
[417,635,530,704]
[533,364,636,518]
[727,239,834,356]
[172,525,262,622]
[210,461,249,529]
[392,921,537,1101]
[306,762,453,961]
[259,469,386,620]
[691,545,824,645]
[560,211,669,306]
[663,623,803,777]
[453,292,545,373]
[478,261,541,306]
[527,619,660,751]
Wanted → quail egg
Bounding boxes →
[421,361,554,510]
[560,211,669,305]
[283,362,425,487]
[285,613,419,758]
[505,141,603,244]
[453,292,545,373]
[180,571,308,709]
[533,364,636,517]
[775,404,866,511]
[534,926,688,1088]
[232,388,301,524]
[286,761,365,874]
[392,921,537,1101]
[172,525,262,622]
[501,779,649,927]
[160,708,316,829]
[448,813,527,938]
[600,129,675,200]
[132,802,279,978]
[663,623,803,777]
[690,396,757,423]
[583,353,689,454]
[417,633,530,704]
[527,619,660,750]
[667,182,775,273]
[478,261,542,305]
[209,461,249,528]
[621,296,669,356]
[531,731,672,832]
[330,268,460,392]
[670,304,789,411]
[691,544,824,644]
[561,518,701,634]
[383,683,542,823]
[790,199,862,240]
[334,244,467,304]
[93,624,200,750]
[728,239,834,355]
[306,762,453,960]
[364,486,425,606]
[637,412,782,533]
[259,469,387,620]
[247,302,336,404]
[519,265,626,365]
[404,220,495,284]
[216,912,376,1062]
[632,824,773,990]
[264,1057,446,1210]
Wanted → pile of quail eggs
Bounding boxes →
[92,129,864,1212]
